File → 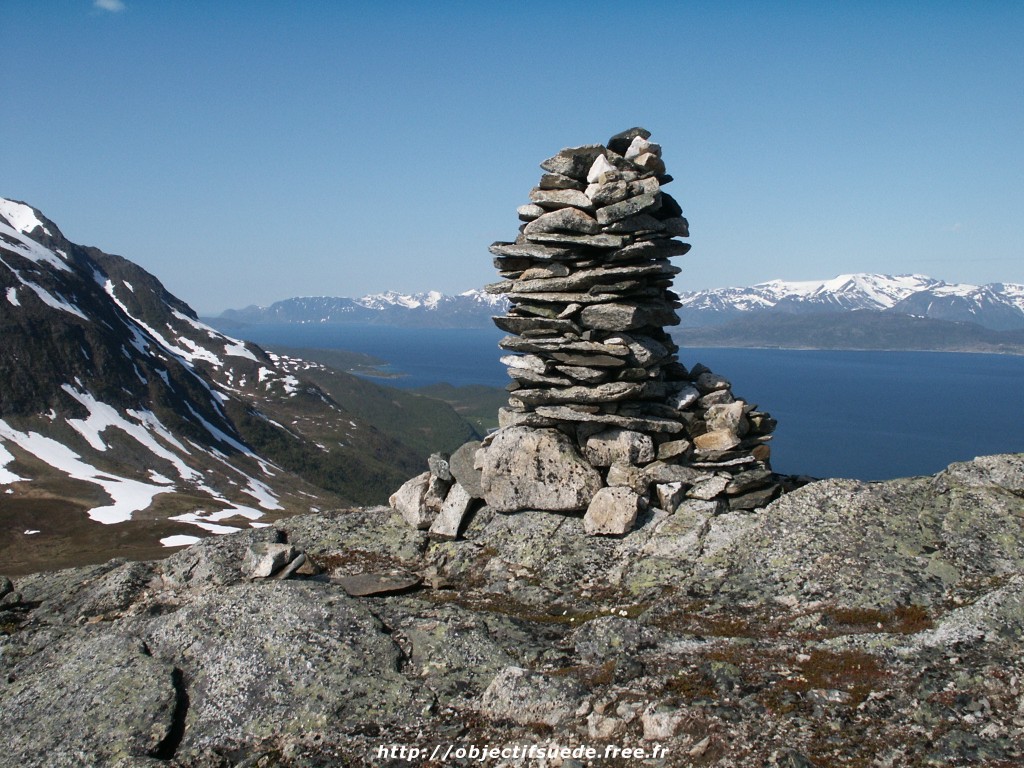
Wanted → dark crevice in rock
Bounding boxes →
[367,609,412,674]
[150,667,189,761]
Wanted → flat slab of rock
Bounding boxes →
[429,481,474,539]
[336,571,422,597]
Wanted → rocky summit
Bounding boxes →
[391,129,787,539]
[2,453,1024,766]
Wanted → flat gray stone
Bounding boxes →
[604,213,666,233]
[533,405,684,433]
[517,203,545,221]
[539,144,607,181]
[579,302,679,331]
[529,187,595,212]
[488,241,574,261]
[607,239,691,262]
[429,482,474,539]
[522,207,600,235]
[595,192,661,226]
[539,172,585,190]
[521,232,626,249]
[511,381,649,406]
[336,572,422,596]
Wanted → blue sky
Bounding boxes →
[4,1,1022,314]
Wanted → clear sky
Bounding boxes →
[3,1,1022,314]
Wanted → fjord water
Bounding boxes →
[232,323,1024,481]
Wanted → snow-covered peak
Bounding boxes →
[357,290,448,310]
[749,273,942,310]
[994,283,1024,312]
[0,198,52,237]
[675,272,1024,331]
[458,288,507,307]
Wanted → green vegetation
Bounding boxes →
[411,382,508,434]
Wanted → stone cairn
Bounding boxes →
[391,128,783,537]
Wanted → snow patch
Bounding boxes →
[160,534,200,548]
[0,441,26,483]
[0,220,67,271]
[24,282,89,320]
[224,340,258,360]
[6,287,19,306]
[0,198,52,236]
[61,385,200,483]
[0,418,171,524]
[242,475,283,510]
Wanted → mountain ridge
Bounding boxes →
[217,272,1024,337]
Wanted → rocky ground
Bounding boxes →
[3,453,1024,767]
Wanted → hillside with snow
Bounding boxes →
[0,198,477,573]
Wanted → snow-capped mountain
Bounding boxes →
[220,273,1024,334]
[0,197,458,569]
[676,273,1024,330]
[219,289,508,328]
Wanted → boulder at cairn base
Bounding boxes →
[480,427,602,513]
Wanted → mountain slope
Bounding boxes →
[0,198,478,573]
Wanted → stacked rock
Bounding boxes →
[391,128,784,537]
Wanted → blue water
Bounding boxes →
[230,323,1024,481]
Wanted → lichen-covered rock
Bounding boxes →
[480,427,602,512]
[3,454,1024,766]
[0,632,179,766]
[161,526,283,590]
[479,666,583,726]
[686,454,1024,608]
[241,542,297,578]
[144,581,421,753]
